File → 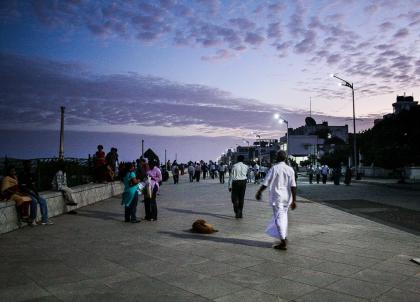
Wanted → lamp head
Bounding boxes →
[274,113,280,119]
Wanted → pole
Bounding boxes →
[164,149,167,165]
[352,85,359,179]
[286,121,289,158]
[141,139,144,157]
[59,106,65,159]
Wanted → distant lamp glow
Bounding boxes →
[274,113,280,119]
[330,73,335,78]
[278,119,284,124]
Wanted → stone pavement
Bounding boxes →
[1,175,419,301]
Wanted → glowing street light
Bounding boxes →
[274,114,289,157]
[331,73,358,177]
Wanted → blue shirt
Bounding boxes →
[122,171,137,207]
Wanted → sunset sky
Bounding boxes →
[1,0,419,162]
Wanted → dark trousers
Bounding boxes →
[195,171,200,182]
[322,174,327,184]
[219,171,225,183]
[189,172,194,182]
[144,185,158,220]
[203,171,207,179]
[231,180,247,217]
[125,192,138,222]
[316,174,320,184]
[173,174,179,184]
[309,174,313,184]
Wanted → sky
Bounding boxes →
[0,0,419,162]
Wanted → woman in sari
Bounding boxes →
[1,166,34,226]
[121,162,140,223]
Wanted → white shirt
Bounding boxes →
[228,162,248,189]
[262,162,296,206]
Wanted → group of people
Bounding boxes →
[121,157,162,223]
[93,145,119,183]
[0,160,78,227]
[307,164,353,185]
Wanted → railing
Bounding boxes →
[1,157,94,191]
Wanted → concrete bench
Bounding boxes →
[0,181,123,234]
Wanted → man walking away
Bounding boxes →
[315,165,321,184]
[188,163,194,182]
[228,155,248,218]
[256,151,296,250]
[219,163,226,184]
[321,165,329,184]
[307,165,314,184]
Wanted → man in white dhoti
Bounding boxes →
[255,151,296,250]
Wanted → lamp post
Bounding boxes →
[331,74,358,178]
[274,114,289,158]
[255,134,261,166]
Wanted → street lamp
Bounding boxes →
[254,133,262,166]
[331,73,358,178]
[273,114,289,158]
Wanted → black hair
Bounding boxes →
[276,150,287,162]
[237,155,244,162]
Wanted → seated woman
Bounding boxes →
[1,166,34,226]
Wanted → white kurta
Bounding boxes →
[262,162,296,240]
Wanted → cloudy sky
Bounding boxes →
[1,0,419,161]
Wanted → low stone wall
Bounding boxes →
[0,181,124,234]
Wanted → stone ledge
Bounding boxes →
[0,181,124,234]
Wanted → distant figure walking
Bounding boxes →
[188,163,194,182]
[321,165,329,184]
[307,165,314,184]
[256,151,297,250]
[228,155,248,218]
[194,162,201,182]
[218,163,226,184]
[171,161,180,184]
[315,165,321,184]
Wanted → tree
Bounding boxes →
[358,106,420,169]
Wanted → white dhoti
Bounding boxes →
[265,204,289,240]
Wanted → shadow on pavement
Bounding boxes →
[74,209,124,222]
[159,230,271,248]
[163,207,233,220]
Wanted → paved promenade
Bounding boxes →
[1,175,419,301]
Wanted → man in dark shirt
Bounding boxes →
[19,161,53,225]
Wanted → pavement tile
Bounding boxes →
[254,277,318,300]
[375,288,420,302]
[393,277,420,294]
[247,260,303,277]
[270,253,326,269]
[218,268,276,287]
[168,276,244,299]
[283,268,343,287]
[183,259,242,276]
[213,288,286,302]
[0,282,51,302]
[370,260,420,276]
[311,261,362,277]
[44,279,114,301]
[295,288,368,302]
[351,268,409,286]
[326,277,391,299]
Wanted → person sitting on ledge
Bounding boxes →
[19,161,53,225]
[1,165,34,226]
[51,161,78,211]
